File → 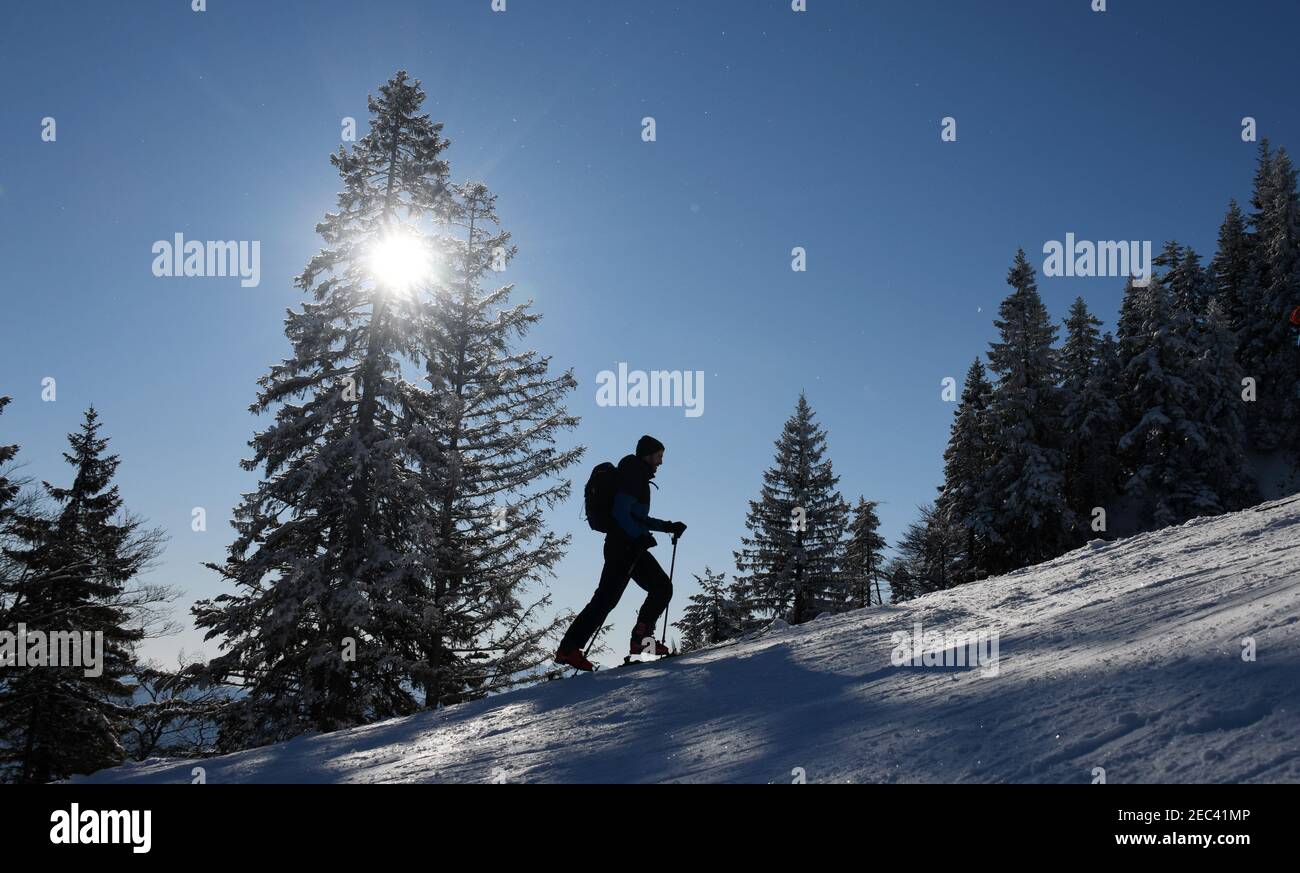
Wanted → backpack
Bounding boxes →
[583,462,618,533]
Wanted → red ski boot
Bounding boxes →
[629,623,671,657]
[554,646,595,672]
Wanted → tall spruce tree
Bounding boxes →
[936,359,993,582]
[1240,142,1300,451]
[1117,243,1256,526]
[0,408,160,783]
[1157,242,1213,318]
[1059,299,1122,539]
[411,180,582,707]
[1211,199,1255,336]
[842,498,887,608]
[1059,300,1101,488]
[977,250,1073,572]
[1174,244,1256,514]
[0,397,19,628]
[195,72,453,745]
[0,398,15,514]
[1229,142,1277,403]
[1115,274,1149,444]
[1116,275,1148,362]
[1116,253,1208,528]
[1190,297,1257,512]
[673,567,744,652]
[195,73,581,741]
[733,393,849,625]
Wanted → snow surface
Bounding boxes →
[78,496,1300,784]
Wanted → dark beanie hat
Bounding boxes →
[636,434,665,458]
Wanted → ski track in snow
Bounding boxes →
[77,497,1300,784]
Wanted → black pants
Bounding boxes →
[560,536,672,652]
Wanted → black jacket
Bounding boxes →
[610,454,672,541]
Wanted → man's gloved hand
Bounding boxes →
[668,521,688,538]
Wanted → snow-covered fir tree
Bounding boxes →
[733,393,849,625]
[1238,141,1300,452]
[1115,243,1256,526]
[1059,298,1122,540]
[673,567,745,652]
[935,358,993,583]
[1115,251,1210,528]
[842,497,887,608]
[1157,242,1213,318]
[886,503,960,600]
[0,396,20,633]
[411,179,583,707]
[976,250,1073,573]
[194,72,454,745]
[194,72,580,745]
[885,554,919,604]
[1211,200,1256,337]
[1058,298,1104,431]
[1116,276,1147,363]
[1190,297,1257,512]
[0,408,162,783]
[0,397,17,534]
[1163,244,1241,518]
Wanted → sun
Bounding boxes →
[368,233,431,290]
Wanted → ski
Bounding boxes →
[619,652,679,669]
[542,665,596,681]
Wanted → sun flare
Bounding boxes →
[368,234,431,289]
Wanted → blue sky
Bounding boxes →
[2,0,1298,666]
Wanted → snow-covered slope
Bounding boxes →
[79,497,1300,784]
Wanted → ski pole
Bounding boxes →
[582,628,601,663]
[661,534,679,646]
